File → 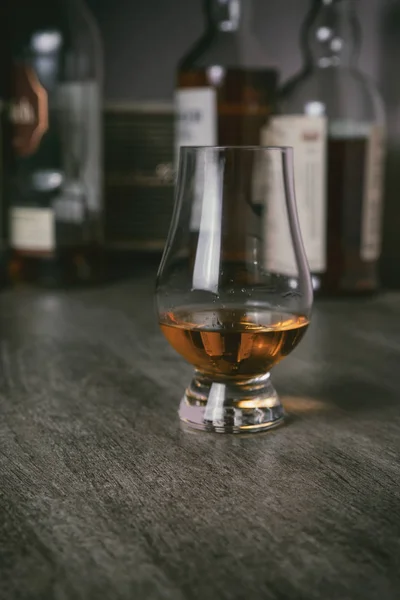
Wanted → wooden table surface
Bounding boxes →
[0,267,399,600]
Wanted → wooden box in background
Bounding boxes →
[104,103,174,252]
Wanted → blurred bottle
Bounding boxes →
[0,20,9,287]
[1,0,103,287]
[265,0,385,295]
[379,0,400,288]
[176,0,278,274]
[176,0,278,148]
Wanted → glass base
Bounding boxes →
[179,371,285,434]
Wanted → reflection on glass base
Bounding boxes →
[179,371,285,434]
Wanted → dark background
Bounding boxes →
[88,0,383,101]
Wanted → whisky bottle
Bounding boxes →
[264,0,386,295]
[2,0,103,287]
[379,0,400,289]
[176,0,278,231]
[176,0,278,146]
[0,13,10,286]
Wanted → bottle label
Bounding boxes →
[175,88,217,150]
[361,125,385,261]
[175,88,217,231]
[261,149,297,277]
[11,207,55,252]
[10,64,49,157]
[262,115,327,275]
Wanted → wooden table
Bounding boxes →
[1,267,399,599]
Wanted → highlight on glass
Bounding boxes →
[156,146,313,433]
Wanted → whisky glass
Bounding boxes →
[156,147,313,433]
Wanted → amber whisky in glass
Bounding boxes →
[156,146,313,434]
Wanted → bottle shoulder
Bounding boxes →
[5,1,102,82]
[178,31,273,71]
[179,33,217,70]
[281,67,385,124]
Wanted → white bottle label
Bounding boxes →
[11,207,55,251]
[175,88,217,149]
[262,115,327,275]
[262,149,297,277]
[175,88,217,231]
[361,125,385,261]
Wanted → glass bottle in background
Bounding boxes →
[0,25,9,287]
[176,0,278,272]
[176,0,278,148]
[265,0,385,295]
[379,0,400,289]
[2,0,103,287]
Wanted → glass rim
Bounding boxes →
[179,145,293,152]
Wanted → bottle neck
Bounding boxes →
[206,0,252,34]
[302,0,360,68]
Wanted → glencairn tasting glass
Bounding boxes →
[156,147,313,433]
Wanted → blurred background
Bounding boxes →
[89,0,382,101]
[1,0,399,291]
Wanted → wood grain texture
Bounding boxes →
[0,268,400,600]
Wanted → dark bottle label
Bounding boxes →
[10,63,48,157]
